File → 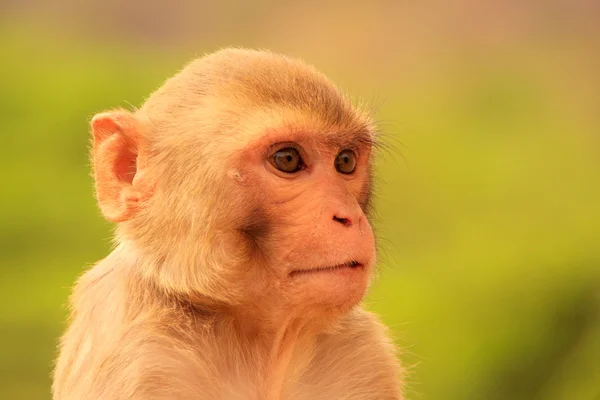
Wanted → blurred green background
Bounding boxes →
[1,1,599,399]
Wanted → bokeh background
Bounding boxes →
[1,1,599,399]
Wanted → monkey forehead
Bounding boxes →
[142,48,373,132]
[230,108,376,154]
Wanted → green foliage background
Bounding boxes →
[1,5,599,399]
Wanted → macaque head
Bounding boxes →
[90,49,377,324]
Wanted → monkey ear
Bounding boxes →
[91,110,152,222]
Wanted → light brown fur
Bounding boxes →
[53,48,403,400]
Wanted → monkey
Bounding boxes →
[52,48,403,400]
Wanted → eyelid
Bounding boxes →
[337,148,359,163]
[339,147,358,155]
[267,141,300,152]
[266,142,308,163]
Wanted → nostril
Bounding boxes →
[333,215,352,227]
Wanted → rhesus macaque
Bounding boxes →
[53,48,403,400]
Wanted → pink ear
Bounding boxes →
[91,110,149,222]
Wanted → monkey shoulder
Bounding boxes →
[55,323,217,400]
[293,307,403,399]
[54,257,218,399]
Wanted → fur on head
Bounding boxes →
[91,48,378,323]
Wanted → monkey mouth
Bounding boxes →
[289,260,363,277]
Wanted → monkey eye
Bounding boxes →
[271,147,304,173]
[335,149,357,174]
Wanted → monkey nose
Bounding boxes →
[333,215,352,227]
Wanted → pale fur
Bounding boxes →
[53,48,403,399]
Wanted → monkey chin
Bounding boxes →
[288,260,371,314]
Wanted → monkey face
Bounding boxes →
[225,119,377,316]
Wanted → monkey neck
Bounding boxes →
[210,297,329,399]
[265,319,305,400]
[226,310,318,400]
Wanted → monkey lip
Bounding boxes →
[289,260,364,277]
